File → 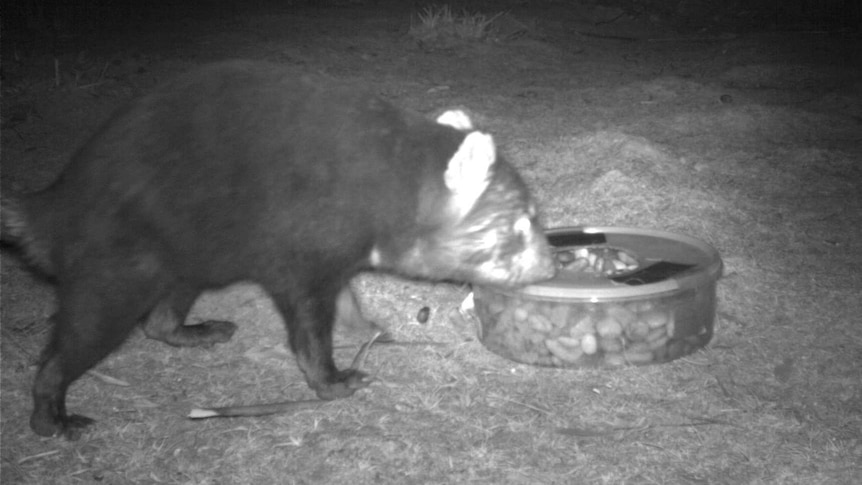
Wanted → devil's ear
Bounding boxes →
[435,109,474,131]
[443,131,496,218]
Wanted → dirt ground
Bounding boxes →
[2,1,861,484]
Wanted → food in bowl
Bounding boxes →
[473,226,723,367]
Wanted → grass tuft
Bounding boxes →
[410,4,504,46]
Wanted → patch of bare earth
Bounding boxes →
[2,1,860,484]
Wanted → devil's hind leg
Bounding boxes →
[30,253,166,439]
[142,285,236,347]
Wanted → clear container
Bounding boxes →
[474,226,723,367]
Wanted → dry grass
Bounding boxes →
[2,4,861,485]
[409,4,504,47]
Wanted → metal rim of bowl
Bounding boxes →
[512,226,723,300]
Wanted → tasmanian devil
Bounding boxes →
[0,60,556,440]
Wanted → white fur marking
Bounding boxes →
[436,110,474,131]
[369,246,382,267]
[444,132,496,217]
[476,260,511,282]
[514,216,531,234]
[480,230,499,249]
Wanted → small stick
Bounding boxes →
[77,80,109,90]
[18,450,60,465]
[188,332,383,420]
[87,369,130,386]
[350,330,383,370]
[188,400,323,419]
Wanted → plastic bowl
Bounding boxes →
[473,226,723,367]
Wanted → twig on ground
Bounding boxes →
[18,450,60,465]
[350,330,384,370]
[188,331,384,420]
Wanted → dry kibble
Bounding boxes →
[581,333,598,354]
[546,338,584,362]
[554,246,639,276]
[596,317,623,338]
[632,301,654,313]
[606,305,637,327]
[648,334,669,350]
[642,309,668,328]
[556,336,580,348]
[549,304,571,328]
[528,314,553,333]
[527,331,546,345]
[625,319,651,341]
[569,315,595,338]
[474,285,692,367]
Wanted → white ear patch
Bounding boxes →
[436,110,474,131]
[444,131,496,217]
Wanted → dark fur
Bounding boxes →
[2,61,554,439]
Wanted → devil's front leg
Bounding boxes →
[270,281,372,400]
